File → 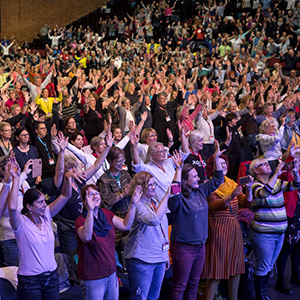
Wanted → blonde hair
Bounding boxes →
[128,171,153,195]
[141,128,156,144]
[188,130,204,148]
[64,155,77,170]
[259,119,274,134]
[249,158,267,177]
[145,142,164,164]
[0,122,11,132]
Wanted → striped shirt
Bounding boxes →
[251,179,300,234]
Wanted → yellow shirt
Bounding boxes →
[288,131,300,152]
[0,73,10,88]
[35,93,62,118]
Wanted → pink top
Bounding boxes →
[14,206,57,275]
[165,8,173,16]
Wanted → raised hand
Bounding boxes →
[171,150,183,169]
[129,130,139,145]
[166,128,173,142]
[51,124,57,138]
[56,131,68,151]
[23,159,33,175]
[141,111,148,122]
[85,189,99,211]
[131,185,143,205]
[105,130,114,148]
[214,140,226,157]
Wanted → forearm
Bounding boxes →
[78,210,94,242]
[0,179,11,219]
[54,150,65,187]
[132,143,140,164]
[122,203,137,230]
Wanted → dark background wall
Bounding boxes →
[0,0,107,44]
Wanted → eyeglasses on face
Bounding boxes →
[257,161,269,168]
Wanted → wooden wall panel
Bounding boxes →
[0,0,107,44]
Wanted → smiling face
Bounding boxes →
[184,168,200,190]
[71,134,83,149]
[85,187,101,209]
[1,125,12,140]
[28,194,47,218]
[110,154,126,172]
[220,158,228,176]
[192,136,204,152]
[151,145,167,164]
[145,130,158,145]
[113,128,122,142]
[143,177,157,198]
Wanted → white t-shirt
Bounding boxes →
[14,206,57,275]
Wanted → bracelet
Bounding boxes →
[3,181,11,186]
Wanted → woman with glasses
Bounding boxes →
[97,147,132,243]
[124,169,173,300]
[248,158,300,300]
[13,127,40,187]
[75,183,141,300]
[202,154,253,300]
[0,122,13,156]
[53,131,114,262]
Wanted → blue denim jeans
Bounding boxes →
[170,241,206,300]
[126,258,166,300]
[249,229,284,276]
[17,269,59,300]
[79,272,119,300]
[0,239,19,266]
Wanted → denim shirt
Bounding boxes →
[281,121,300,151]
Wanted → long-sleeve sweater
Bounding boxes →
[251,178,300,234]
[168,170,223,244]
[256,125,284,161]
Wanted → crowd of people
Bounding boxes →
[1,0,300,299]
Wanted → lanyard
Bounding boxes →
[150,199,167,240]
[0,138,11,153]
[190,150,207,180]
[37,136,51,160]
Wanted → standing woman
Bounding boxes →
[75,184,142,300]
[0,122,13,156]
[83,93,104,143]
[124,170,172,299]
[202,155,253,300]
[168,141,225,300]
[8,156,74,300]
[249,158,300,300]
[13,127,41,187]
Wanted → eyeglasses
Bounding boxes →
[257,161,269,168]
[221,162,227,166]
[88,192,100,197]
[157,149,167,154]
[147,182,157,188]
[39,127,47,130]
[114,158,126,164]
[20,133,29,137]
[2,129,11,132]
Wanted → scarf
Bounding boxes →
[214,176,237,199]
[82,208,112,237]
